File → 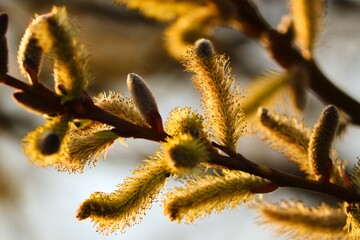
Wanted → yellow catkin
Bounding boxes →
[55,122,119,173]
[257,201,348,239]
[165,107,207,140]
[164,170,267,223]
[164,6,218,60]
[94,91,148,127]
[22,115,117,173]
[350,161,360,191]
[241,71,291,119]
[55,91,150,173]
[345,202,360,239]
[163,133,208,177]
[257,107,313,176]
[48,92,147,172]
[22,116,70,168]
[290,0,325,59]
[258,107,348,185]
[114,0,203,21]
[23,90,151,173]
[308,105,339,180]
[184,39,245,150]
[77,152,169,234]
[22,6,91,99]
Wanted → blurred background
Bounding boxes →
[0,0,360,239]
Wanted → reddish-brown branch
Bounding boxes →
[2,73,360,202]
[72,101,168,142]
[0,74,168,142]
[208,150,360,202]
[1,75,36,93]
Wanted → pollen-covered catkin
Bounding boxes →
[184,38,245,150]
[18,6,91,98]
[257,107,313,176]
[290,0,325,58]
[22,116,71,168]
[165,107,207,140]
[163,133,208,176]
[164,170,268,223]
[258,200,348,239]
[76,152,169,234]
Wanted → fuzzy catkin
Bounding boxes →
[18,6,91,97]
[308,105,339,180]
[184,39,245,150]
[77,152,169,234]
[164,170,267,223]
[258,201,347,239]
[290,0,325,58]
[258,107,313,176]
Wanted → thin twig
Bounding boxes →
[226,0,360,125]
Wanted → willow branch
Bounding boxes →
[209,147,360,202]
[72,100,168,141]
[226,0,360,125]
[0,74,166,142]
[2,73,360,202]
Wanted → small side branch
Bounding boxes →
[226,0,360,125]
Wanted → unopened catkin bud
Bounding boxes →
[0,13,8,76]
[194,38,215,59]
[127,73,164,134]
[309,105,339,181]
